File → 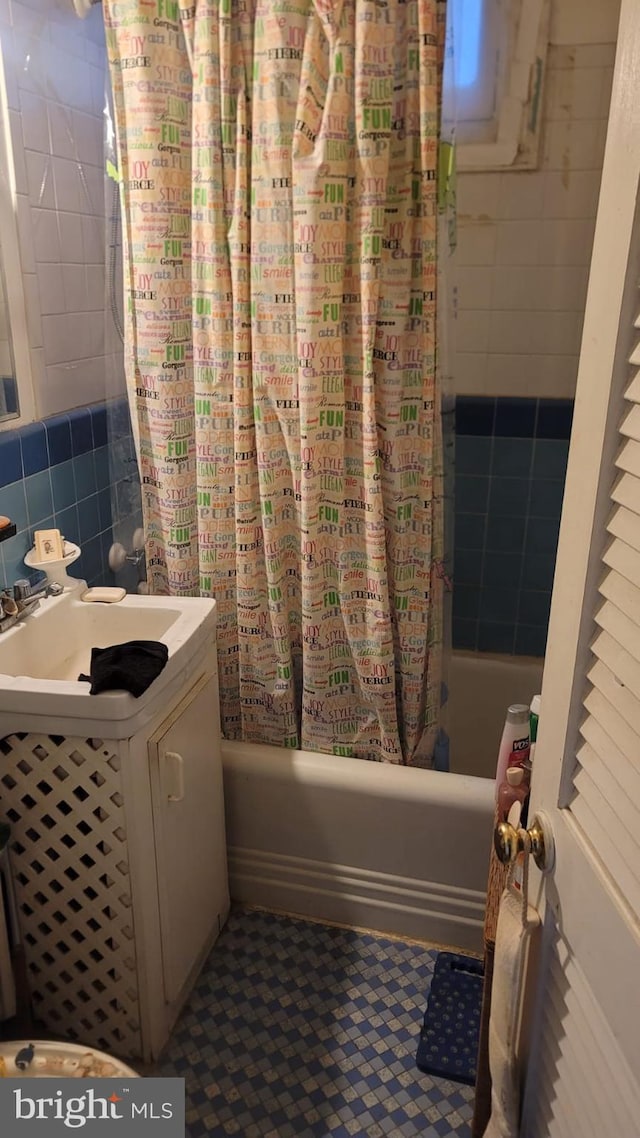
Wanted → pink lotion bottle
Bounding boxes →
[494,703,530,802]
[498,767,530,824]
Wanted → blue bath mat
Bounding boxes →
[415,951,484,1085]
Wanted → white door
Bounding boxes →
[148,672,229,1006]
[512,1,640,1132]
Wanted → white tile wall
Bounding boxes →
[0,0,124,418]
[455,0,619,397]
[0,242,13,393]
[0,0,620,410]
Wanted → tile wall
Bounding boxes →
[455,37,616,399]
[453,396,573,657]
[0,248,12,388]
[0,398,141,591]
[0,0,124,417]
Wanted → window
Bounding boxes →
[451,0,550,170]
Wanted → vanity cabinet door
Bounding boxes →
[148,672,229,1006]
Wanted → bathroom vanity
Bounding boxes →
[0,591,229,1060]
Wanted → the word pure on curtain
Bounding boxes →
[105,0,447,765]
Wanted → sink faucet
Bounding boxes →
[0,576,63,632]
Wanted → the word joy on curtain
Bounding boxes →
[105,0,447,765]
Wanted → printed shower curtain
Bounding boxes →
[105,0,447,764]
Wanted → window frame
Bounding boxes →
[456,0,551,172]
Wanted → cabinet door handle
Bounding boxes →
[165,751,185,803]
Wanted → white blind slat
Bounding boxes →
[607,503,640,551]
[576,741,640,843]
[591,621,640,701]
[610,472,640,520]
[598,566,640,630]
[624,369,640,400]
[572,766,640,890]
[579,713,640,807]
[602,535,640,589]
[583,686,640,771]
[549,947,640,1122]
[526,925,640,1138]
[570,792,640,917]
[587,657,640,737]
[619,403,640,441]
[615,437,640,478]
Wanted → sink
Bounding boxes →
[0,590,216,739]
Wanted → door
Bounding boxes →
[149,672,229,1006]
[511,1,640,1133]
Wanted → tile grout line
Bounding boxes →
[477,398,497,651]
[513,400,539,654]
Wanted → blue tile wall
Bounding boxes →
[453,396,572,658]
[0,398,139,591]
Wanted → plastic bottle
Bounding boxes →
[498,767,530,824]
[495,704,530,802]
[528,694,541,772]
[529,694,541,743]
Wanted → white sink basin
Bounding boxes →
[0,590,216,739]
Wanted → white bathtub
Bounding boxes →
[447,651,544,779]
[222,650,543,955]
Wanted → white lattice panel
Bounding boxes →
[0,733,141,1057]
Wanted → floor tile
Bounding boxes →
[157,910,475,1137]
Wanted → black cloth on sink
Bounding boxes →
[78,640,169,697]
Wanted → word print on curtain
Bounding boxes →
[105,0,447,765]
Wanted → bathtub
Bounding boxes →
[222,650,543,954]
[447,651,544,779]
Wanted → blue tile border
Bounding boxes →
[0,432,22,487]
[0,401,126,474]
[456,395,573,441]
[0,397,136,590]
[494,397,537,438]
[455,396,495,436]
[20,421,48,477]
[70,407,94,456]
[45,413,72,465]
[454,395,572,659]
[537,398,574,440]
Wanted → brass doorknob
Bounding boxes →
[494,813,554,872]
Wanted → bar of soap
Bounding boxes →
[81,587,127,603]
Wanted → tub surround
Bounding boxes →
[447,650,544,780]
[454,395,573,657]
[0,398,140,590]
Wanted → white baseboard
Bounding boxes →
[228,846,486,952]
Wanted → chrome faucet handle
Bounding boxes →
[0,590,19,630]
[13,578,62,603]
[13,578,36,603]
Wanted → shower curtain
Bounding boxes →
[105,0,447,765]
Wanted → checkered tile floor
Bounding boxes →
[158,909,475,1137]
